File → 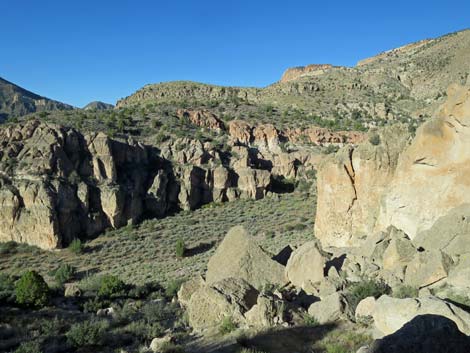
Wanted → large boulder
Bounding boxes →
[372,295,470,337]
[365,315,470,353]
[206,226,287,289]
[187,277,258,331]
[285,241,326,293]
[404,250,453,288]
[308,292,347,324]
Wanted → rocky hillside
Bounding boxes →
[0,77,73,121]
[0,107,363,249]
[83,101,114,111]
[117,29,470,130]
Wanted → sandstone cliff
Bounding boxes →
[315,83,470,248]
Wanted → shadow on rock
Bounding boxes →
[367,314,470,353]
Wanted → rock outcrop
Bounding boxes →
[280,64,334,83]
[0,120,296,249]
[315,83,470,248]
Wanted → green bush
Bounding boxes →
[98,275,126,298]
[175,238,186,258]
[346,279,390,312]
[393,285,418,299]
[53,264,76,285]
[82,297,110,313]
[0,241,17,255]
[15,271,49,308]
[66,320,108,347]
[303,313,319,327]
[13,341,43,353]
[219,315,237,335]
[0,273,15,303]
[165,279,184,298]
[68,239,84,255]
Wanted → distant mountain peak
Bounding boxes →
[0,77,73,121]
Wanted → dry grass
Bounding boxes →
[0,191,315,286]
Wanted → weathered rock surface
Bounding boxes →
[206,226,287,289]
[315,125,411,247]
[187,277,258,331]
[315,83,470,248]
[372,295,470,337]
[308,292,347,324]
[404,250,453,288]
[285,241,326,293]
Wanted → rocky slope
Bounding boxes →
[0,77,73,121]
[117,29,470,127]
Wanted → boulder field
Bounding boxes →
[180,83,470,351]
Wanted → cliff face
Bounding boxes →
[280,64,334,83]
[0,107,363,249]
[315,83,470,248]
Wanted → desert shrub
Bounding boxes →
[68,239,83,255]
[219,315,237,335]
[393,285,418,299]
[123,320,164,341]
[369,133,381,146]
[78,274,105,293]
[346,279,390,312]
[160,342,185,353]
[0,273,15,303]
[0,241,17,255]
[175,238,186,258]
[13,341,43,353]
[98,275,126,298]
[324,145,339,154]
[15,271,49,308]
[238,350,267,353]
[303,313,319,327]
[165,279,184,299]
[53,264,76,285]
[324,344,347,353]
[82,297,110,313]
[66,320,108,347]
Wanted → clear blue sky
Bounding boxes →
[1,0,469,107]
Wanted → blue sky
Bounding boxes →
[1,0,469,107]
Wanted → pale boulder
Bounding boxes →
[206,226,286,289]
[285,241,326,294]
[372,295,470,337]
